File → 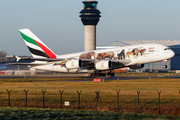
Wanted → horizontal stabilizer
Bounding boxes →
[30,58,65,62]
[15,57,65,62]
[8,62,45,66]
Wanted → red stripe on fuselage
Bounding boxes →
[34,40,56,58]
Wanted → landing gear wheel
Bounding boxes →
[92,73,97,76]
[110,73,115,76]
[89,73,106,76]
[163,65,167,69]
[98,73,106,76]
[107,72,115,76]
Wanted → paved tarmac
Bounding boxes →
[0,74,180,82]
[72,76,180,81]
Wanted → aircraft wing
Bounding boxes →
[9,57,66,66]
[18,57,131,64]
[54,58,132,70]
[53,58,131,66]
[9,56,132,70]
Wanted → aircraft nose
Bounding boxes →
[170,50,175,58]
[164,49,175,59]
[167,50,175,59]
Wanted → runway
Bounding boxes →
[0,75,180,82]
[72,76,180,81]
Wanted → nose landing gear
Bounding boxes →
[163,60,168,69]
[163,65,167,69]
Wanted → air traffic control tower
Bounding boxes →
[79,0,101,51]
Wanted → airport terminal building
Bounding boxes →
[97,40,180,72]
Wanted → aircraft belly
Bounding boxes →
[136,55,153,64]
[136,53,164,64]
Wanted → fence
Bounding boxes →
[1,89,180,116]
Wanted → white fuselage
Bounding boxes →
[32,43,175,73]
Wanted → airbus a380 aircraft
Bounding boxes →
[13,29,175,76]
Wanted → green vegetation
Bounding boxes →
[116,72,179,77]
[0,77,89,82]
[0,77,180,117]
[0,107,179,120]
[0,77,180,94]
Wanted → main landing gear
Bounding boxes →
[89,72,106,77]
[107,72,115,76]
[89,71,115,77]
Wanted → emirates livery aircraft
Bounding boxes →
[14,29,175,76]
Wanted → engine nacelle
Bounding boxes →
[95,60,112,70]
[66,59,82,69]
[129,64,144,69]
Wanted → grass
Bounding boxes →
[0,107,179,120]
[116,72,179,76]
[0,77,180,116]
[0,78,180,93]
[0,77,89,82]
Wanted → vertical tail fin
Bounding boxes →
[19,29,56,58]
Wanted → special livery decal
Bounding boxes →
[79,48,148,60]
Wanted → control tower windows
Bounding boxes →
[83,3,97,9]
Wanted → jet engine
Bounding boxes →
[66,59,82,69]
[129,64,144,69]
[95,60,112,70]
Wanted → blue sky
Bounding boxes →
[0,0,180,56]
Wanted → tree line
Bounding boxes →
[0,51,7,57]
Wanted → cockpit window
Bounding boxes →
[164,48,170,50]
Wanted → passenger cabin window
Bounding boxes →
[164,48,170,51]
